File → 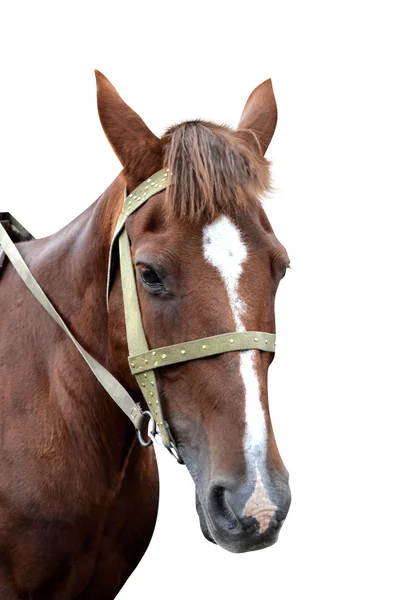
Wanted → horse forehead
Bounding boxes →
[202,215,248,278]
[131,204,275,272]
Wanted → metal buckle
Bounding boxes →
[140,418,184,464]
[137,411,156,447]
[148,427,184,464]
[163,421,184,464]
[167,440,184,464]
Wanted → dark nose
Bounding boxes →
[208,484,254,533]
[206,478,291,539]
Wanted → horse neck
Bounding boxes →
[36,176,122,359]
[30,174,138,472]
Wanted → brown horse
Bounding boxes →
[0,72,291,599]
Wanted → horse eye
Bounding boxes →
[139,267,162,287]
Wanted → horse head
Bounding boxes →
[96,71,291,553]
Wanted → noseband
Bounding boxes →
[0,167,276,463]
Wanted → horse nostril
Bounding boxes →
[208,485,259,534]
[211,486,225,511]
[208,485,239,531]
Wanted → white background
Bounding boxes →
[1,2,399,599]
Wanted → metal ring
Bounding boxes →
[150,430,164,447]
[137,411,156,448]
[167,440,184,464]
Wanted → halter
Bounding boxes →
[107,168,276,458]
[0,167,276,463]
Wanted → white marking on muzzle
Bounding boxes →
[243,466,277,533]
[202,215,267,464]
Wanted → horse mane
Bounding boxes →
[162,120,271,224]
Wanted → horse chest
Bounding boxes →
[0,449,158,599]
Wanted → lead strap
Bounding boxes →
[0,223,146,432]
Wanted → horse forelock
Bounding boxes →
[162,120,271,224]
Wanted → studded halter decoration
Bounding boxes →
[0,167,276,464]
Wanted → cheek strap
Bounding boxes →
[119,226,172,449]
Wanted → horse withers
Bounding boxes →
[0,72,291,599]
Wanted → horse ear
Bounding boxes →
[95,70,163,182]
[236,79,277,156]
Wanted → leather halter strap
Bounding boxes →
[130,331,276,374]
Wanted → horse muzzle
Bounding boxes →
[196,473,291,553]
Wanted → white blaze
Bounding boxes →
[202,215,267,464]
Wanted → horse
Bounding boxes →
[0,71,291,599]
